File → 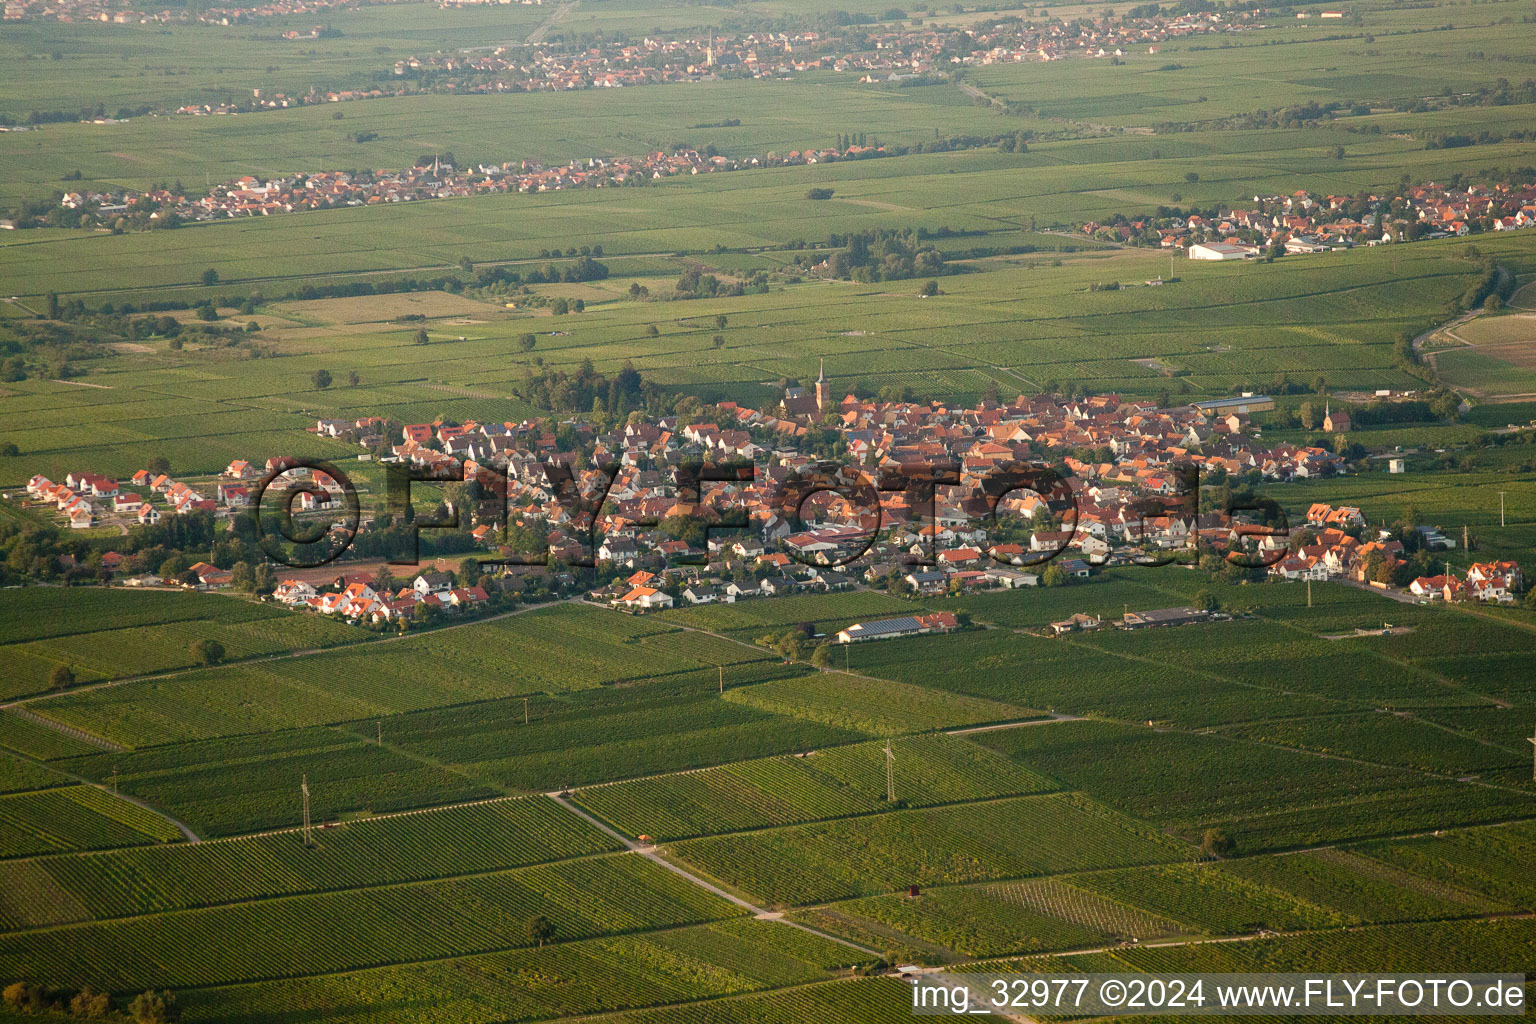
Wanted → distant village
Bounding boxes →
[18,379,1524,627]
[3,0,410,26]
[7,147,874,229]
[388,10,1253,95]
[1073,180,1536,257]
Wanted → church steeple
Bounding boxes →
[815,358,831,413]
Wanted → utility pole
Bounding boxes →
[301,774,313,848]
[524,696,530,724]
[376,721,382,746]
[885,740,896,803]
[1499,491,1506,528]
[111,766,118,795]
[717,665,724,695]
[1306,577,1312,608]
[844,644,850,672]
[1528,725,1535,782]
[1463,524,1470,552]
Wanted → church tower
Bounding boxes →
[815,358,831,414]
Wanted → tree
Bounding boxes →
[1484,293,1503,313]
[646,324,660,337]
[551,298,570,315]
[229,561,254,591]
[811,642,833,668]
[715,314,728,329]
[1192,588,1218,612]
[149,455,173,476]
[775,629,807,662]
[346,370,361,387]
[71,986,111,1018]
[919,279,939,297]
[413,328,430,346]
[711,334,725,349]
[518,333,536,352]
[1298,401,1316,431]
[3,983,44,1014]
[311,369,333,390]
[0,442,17,457]
[50,664,76,690]
[1201,827,1235,858]
[1040,564,1067,587]
[190,638,226,666]
[129,990,175,1024]
[200,268,219,286]
[526,914,555,947]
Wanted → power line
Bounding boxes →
[885,740,896,803]
[301,774,313,848]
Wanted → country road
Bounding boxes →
[527,0,577,43]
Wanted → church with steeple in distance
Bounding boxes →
[780,360,833,421]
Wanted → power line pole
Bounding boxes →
[1499,491,1506,528]
[111,766,118,795]
[717,665,724,695]
[1307,577,1312,608]
[1528,725,1535,782]
[301,774,313,848]
[376,721,382,746]
[524,696,530,724]
[885,740,896,803]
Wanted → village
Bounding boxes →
[17,375,1525,628]
[3,0,412,26]
[1072,180,1536,255]
[388,9,1253,94]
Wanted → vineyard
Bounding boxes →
[59,728,501,837]
[0,853,741,991]
[974,719,1531,850]
[669,793,1193,906]
[170,919,871,1024]
[805,876,1185,959]
[0,796,617,930]
[0,785,181,857]
[573,734,1057,840]
[721,671,1031,736]
[0,589,369,700]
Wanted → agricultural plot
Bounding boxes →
[1358,820,1536,910]
[0,785,181,857]
[976,720,1532,851]
[669,793,1192,906]
[0,852,741,991]
[0,710,103,761]
[59,727,500,837]
[379,669,864,792]
[721,671,1032,736]
[1105,917,1536,978]
[0,753,67,795]
[172,918,868,1024]
[0,795,617,930]
[804,876,1185,960]
[0,588,369,701]
[573,734,1057,840]
[1218,712,1525,777]
[843,626,1341,727]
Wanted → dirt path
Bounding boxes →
[546,791,881,955]
[527,0,577,43]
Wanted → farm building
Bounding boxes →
[836,612,958,644]
[1188,241,1259,260]
[1117,607,1217,629]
